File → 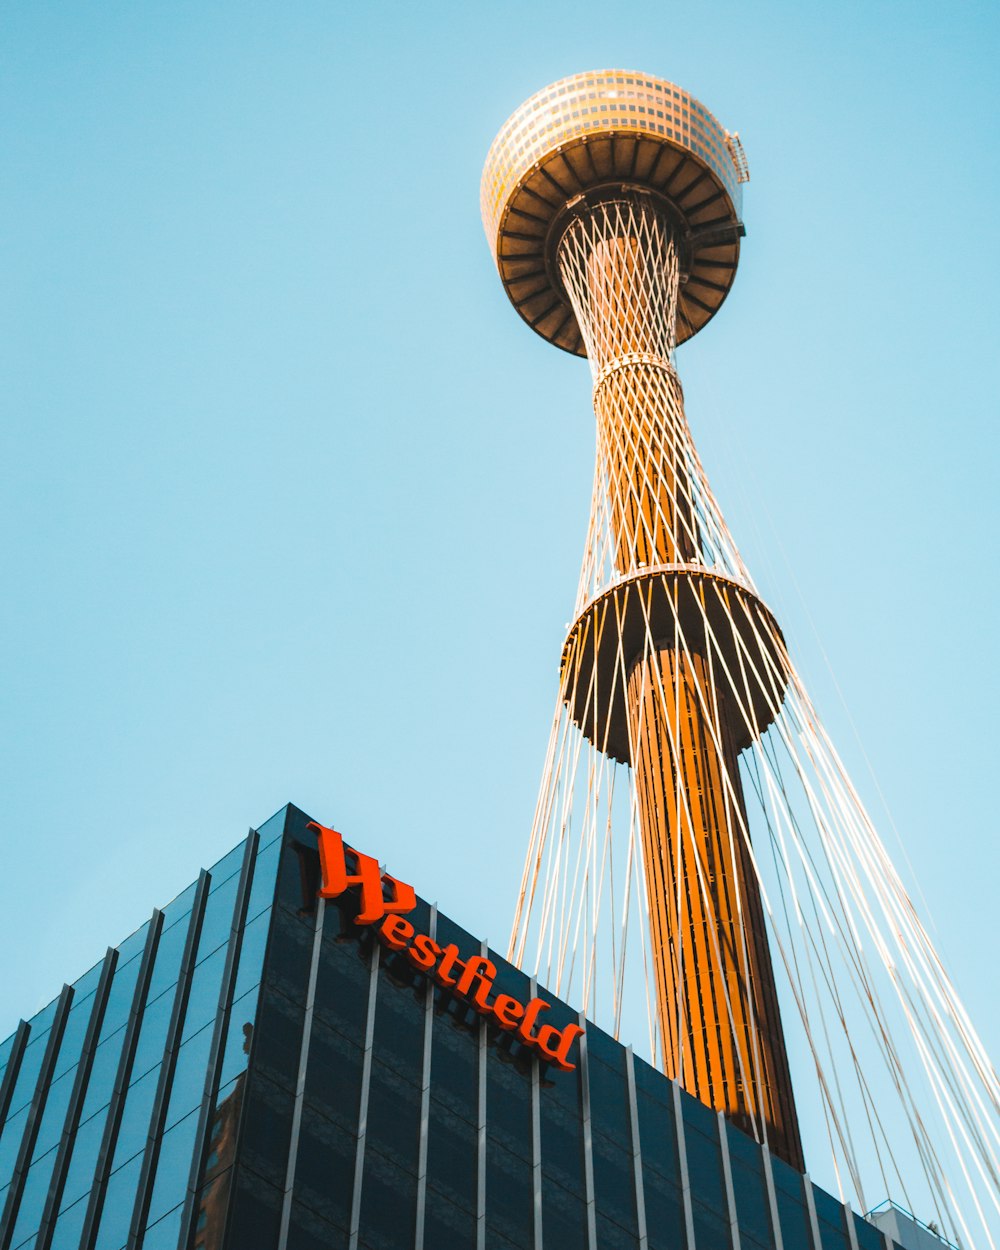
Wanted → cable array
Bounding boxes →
[510,196,999,1246]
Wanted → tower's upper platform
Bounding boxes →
[481,70,749,354]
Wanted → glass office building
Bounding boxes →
[0,805,914,1249]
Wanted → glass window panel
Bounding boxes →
[95,951,144,1050]
[288,1200,349,1250]
[303,1018,362,1132]
[245,835,282,924]
[110,1063,159,1171]
[75,1022,126,1127]
[10,1142,58,1247]
[230,910,269,1009]
[164,1021,214,1130]
[250,984,305,1095]
[208,841,247,892]
[683,1120,725,1211]
[0,1032,15,1083]
[428,1003,477,1125]
[632,1054,671,1108]
[260,907,314,1010]
[146,1104,200,1226]
[47,1188,89,1248]
[116,922,152,968]
[161,882,197,931]
[255,807,288,851]
[93,1149,143,1250]
[593,1126,638,1235]
[145,912,192,1006]
[58,1102,106,1209]
[635,1086,680,1187]
[357,1144,417,1250]
[854,1214,885,1250]
[485,1045,532,1161]
[293,1102,354,1234]
[691,1198,733,1250]
[539,1062,584,1200]
[52,988,97,1082]
[727,1125,771,1246]
[814,1184,849,1250]
[596,1209,640,1249]
[365,1057,421,1177]
[31,1061,76,1159]
[484,1138,533,1248]
[141,1201,183,1250]
[422,1189,475,1250]
[129,985,177,1084]
[776,1189,812,1249]
[182,944,228,1043]
[4,1026,50,1121]
[643,1164,685,1250]
[223,1166,282,1249]
[542,1174,588,1247]
[218,985,261,1092]
[234,1071,294,1187]
[196,872,240,967]
[426,1102,476,1215]
[0,1105,29,1181]
[24,997,59,1038]
[588,1051,631,1147]
[371,938,428,1090]
[314,923,372,1043]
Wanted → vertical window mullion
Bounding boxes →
[348,939,380,1250]
[844,1201,861,1250]
[761,1144,785,1250]
[412,908,438,1250]
[803,1176,823,1250]
[717,1110,741,1250]
[36,948,119,1250]
[275,893,325,1250]
[625,1048,648,1250]
[576,1007,597,1250]
[671,1082,697,1250]
[126,870,211,1247]
[0,984,73,1250]
[80,910,164,1250]
[177,828,258,1250]
[0,1022,31,1131]
[475,946,487,1250]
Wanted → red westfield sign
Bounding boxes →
[309,822,584,1072]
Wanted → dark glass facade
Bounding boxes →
[0,805,907,1250]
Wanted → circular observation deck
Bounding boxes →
[481,70,748,355]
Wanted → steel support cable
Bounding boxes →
[513,186,997,1248]
[790,686,1000,1173]
[802,689,999,1117]
[743,744,866,1205]
[740,655,990,1240]
[677,589,953,1210]
[511,705,564,961]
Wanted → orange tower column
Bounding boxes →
[558,195,804,1170]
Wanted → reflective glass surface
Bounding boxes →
[0,805,901,1250]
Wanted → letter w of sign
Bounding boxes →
[309,823,416,925]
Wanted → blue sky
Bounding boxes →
[2,0,998,1206]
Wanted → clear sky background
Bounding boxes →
[2,0,998,1213]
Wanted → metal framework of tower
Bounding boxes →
[481,71,999,1247]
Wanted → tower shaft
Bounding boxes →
[558,196,804,1169]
